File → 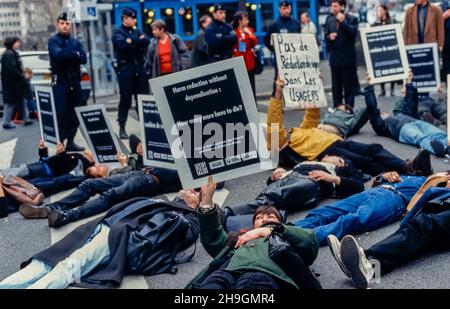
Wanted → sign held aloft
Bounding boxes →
[35,86,59,148]
[272,33,327,110]
[406,43,440,93]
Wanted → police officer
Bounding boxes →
[204,4,237,63]
[48,12,87,152]
[263,1,301,95]
[112,7,150,140]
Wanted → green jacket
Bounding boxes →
[186,206,318,289]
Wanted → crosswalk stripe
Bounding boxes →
[0,138,17,170]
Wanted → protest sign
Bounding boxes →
[272,33,327,110]
[150,57,272,189]
[75,104,121,167]
[35,86,59,147]
[360,24,409,84]
[406,43,440,92]
[137,95,175,169]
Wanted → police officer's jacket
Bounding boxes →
[112,26,150,66]
[204,19,237,61]
[264,16,301,53]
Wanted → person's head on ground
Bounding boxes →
[85,164,109,178]
[212,4,226,23]
[199,14,212,30]
[232,11,249,29]
[300,12,311,25]
[56,12,72,36]
[252,205,282,229]
[336,103,353,114]
[321,155,346,168]
[3,37,20,50]
[331,0,346,15]
[279,1,292,18]
[151,19,167,39]
[178,189,200,209]
[121,7,137,28]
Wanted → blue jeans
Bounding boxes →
[293,188,406,246]
[0,224,109,289]
[399,120,448,155]
[48,171,161,223]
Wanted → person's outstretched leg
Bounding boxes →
[0,259,52,289]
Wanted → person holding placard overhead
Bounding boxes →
[263,0,301,95]
[441,0,450,79]
[325,0,359,108]
[48,12,87,152]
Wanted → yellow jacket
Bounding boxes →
[267,97,342,161]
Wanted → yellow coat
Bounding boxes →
[267,97,342,161]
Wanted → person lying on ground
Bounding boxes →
[0,195,200,289]
[186,177,319,289]
[328,173,450,289]
[267,79,432,177]
[319,104,368,138]
[364,72,450,157]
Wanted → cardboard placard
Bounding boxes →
[360,24,409,84]
[75,104,121,168]
[406,43,440,93]
[272,33,327,110]
[35,86,59,147]
[150,57,272,189]
[137,95,175,169]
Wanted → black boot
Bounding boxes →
[119,126,129,139]
[66,140,85,152]
[48,208,70,228]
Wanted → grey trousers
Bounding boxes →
[2,100,29,126]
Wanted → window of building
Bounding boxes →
[179,6,194,37]
[261,2,274,32]
[161,7,176,34]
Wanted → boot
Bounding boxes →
[405,149,433,176]
[119,125,129,139]
[48,208,70,228]
[66,140,85,152]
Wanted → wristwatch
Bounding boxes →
[199,202,214,213]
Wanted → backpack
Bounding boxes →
[126,209,197,276]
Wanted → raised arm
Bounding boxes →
[267,79,288,150]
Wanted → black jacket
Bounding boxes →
[23,197,199,288]
[324,13,358,67]
[204,19,237,61]
[264,16,301,53]
[112,26,150,66]
[48,33,87,84]
[1,48,27,103]
[37,147,94,177]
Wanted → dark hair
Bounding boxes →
[379,4,391,23]
[301,12,310,18]
[151,19,166,31]
[3,36,20,49]
[232,11,249,28]
[331,0,347,7]
[252,205,282,225]
[199,14,211,29]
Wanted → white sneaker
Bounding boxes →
[340,235,374,289]
[326,235,351,278]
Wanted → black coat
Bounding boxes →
[204,19,237,61]
[324,13,358,67]
[263,16,301,53]
[22,197,199,288]
[1,48,27,103]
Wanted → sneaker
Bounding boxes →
[327,235,351,278]
[2,123,16,130]
[23,120,33,126]
[48,209,68,228]
[19,203,49,219]
[430,140,446,157]
[340,235,374,289]
[65,141,85,152]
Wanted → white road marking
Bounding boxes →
[0,138,17,170]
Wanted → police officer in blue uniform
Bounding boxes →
[112,7,150,139]
[263,1,301,94]
[204,4,237,63]
[48,12,87,152]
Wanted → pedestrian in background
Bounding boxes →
[264,1,301,95]
[440,0,450,80]
[300,12,317,35]
[232,11,258,102]
[24,67,38,120]
[112,7,150,140]
[373,4,396,97]
[325,0,359,108]
[146,19,190,78]
[1,37,32,130]
[191,15,212,67]
[205,4,237,63]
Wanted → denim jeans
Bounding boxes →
[50,171,161,224]
[0,224,110,289]
[294,188,406,246]
[399,120,448,156]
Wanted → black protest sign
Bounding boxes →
[138,95,175,169]
[360,24,409,84]
[75,105,121,166]
[35,86,59,147]
[150,57,271,189]
[406,43,440,92]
